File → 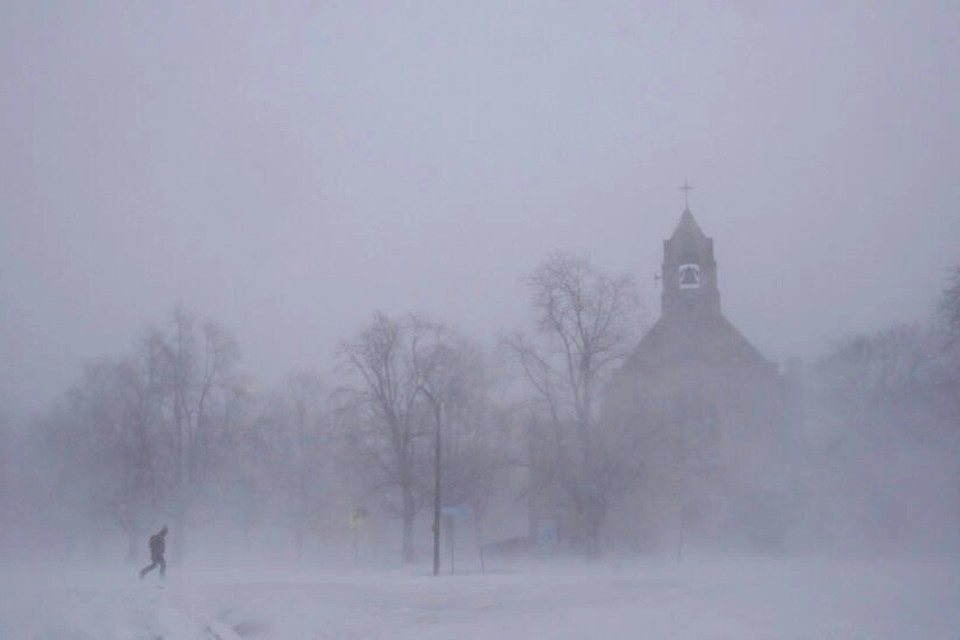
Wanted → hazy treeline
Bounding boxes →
[2,257,959,564]
[797,269,960,553]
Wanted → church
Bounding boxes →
[606,199,798,551]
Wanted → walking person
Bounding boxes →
[139,525,168,579]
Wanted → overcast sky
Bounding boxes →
[2,1,959,416]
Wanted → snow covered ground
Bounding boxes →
[2,554,958,639]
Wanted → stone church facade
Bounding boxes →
[606,207,798,551]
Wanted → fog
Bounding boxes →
[1,2,959,639]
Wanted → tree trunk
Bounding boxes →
[474,509,486,575]
[401,488,416,564]
[579,488,605,558]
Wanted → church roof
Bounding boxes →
[624,310,772,372]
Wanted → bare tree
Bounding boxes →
[337,312,441,564]
[814,324,960,549]
[143,308,244,557]
[282,369,328,559]
[42,356,163,560]
[504,252,642,555]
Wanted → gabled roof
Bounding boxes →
[624,310,772,372]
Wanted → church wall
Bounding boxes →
[604,350,796,552]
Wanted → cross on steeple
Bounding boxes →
[679,179,694,210]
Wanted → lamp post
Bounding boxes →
[430,396,442,577]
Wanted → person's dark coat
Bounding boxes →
[148,530,166,560]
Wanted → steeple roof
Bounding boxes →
[670,209,706,242]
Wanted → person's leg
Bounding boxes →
[139,561,157,578]
[159,556,166,578]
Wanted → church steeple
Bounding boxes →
[661,207,720,316]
